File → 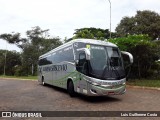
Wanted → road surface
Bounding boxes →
[0,78,160,119]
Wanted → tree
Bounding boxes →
[26,26,62,54]
[73,29,94,39]
[0,26,62,76]
[0,33,27,49]
[73,27,112,40]
[0,50,21,75]
[116,10,160,40]
[23,26,62,75]
[115,17,135,37]
[109,35,159,79]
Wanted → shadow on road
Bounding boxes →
[76,94,122,103]
[43,84,122,103]
[78,95,121,103]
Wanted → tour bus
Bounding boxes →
[38,39,133,97]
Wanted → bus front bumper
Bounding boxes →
[87,83,126,96]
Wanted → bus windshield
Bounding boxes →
[89,45,125,80]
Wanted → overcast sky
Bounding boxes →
[0,0,160,52]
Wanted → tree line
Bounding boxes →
[0,10,160,79]
[0,26,62,76]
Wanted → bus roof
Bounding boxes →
[39,39,117,59]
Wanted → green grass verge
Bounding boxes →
[0,75,37,80]
[1,76,160,88]
[127,79,160,88]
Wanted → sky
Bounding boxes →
[0,0,160,52]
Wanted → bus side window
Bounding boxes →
[78,53,87,75]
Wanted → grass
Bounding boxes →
[1,75,160,88]
[127,79,160,88]
[0,75,37,80]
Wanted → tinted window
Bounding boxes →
[39,45,74,65]
[53,46,74,63]
[73,42,86,60]
[38,57,52,66]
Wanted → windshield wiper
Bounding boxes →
[110,62,120,79]
[101,65,109,79]
[101,58,121,80]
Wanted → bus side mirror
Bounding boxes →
[76,52,88,74]
[76,60,79,65]
[121,51,133,67]
[77,48,91,60]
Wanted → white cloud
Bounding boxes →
[0,39,21,52]
[0,0,160,52]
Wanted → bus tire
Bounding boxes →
[42,76,45,86]
[68,81,75,97]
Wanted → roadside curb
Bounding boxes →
[127,85,160,91]
[0,77,37,81]
[1,77,160,91]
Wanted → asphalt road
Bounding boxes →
[0,78,160,119]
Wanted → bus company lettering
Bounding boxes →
[42,64,67,72]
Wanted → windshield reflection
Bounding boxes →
[89,45,125,80]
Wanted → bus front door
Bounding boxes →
[77,52,88,95]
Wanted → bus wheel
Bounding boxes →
[68,81,75,97]
[42,77,45,86]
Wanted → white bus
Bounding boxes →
[38,39,133,97]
